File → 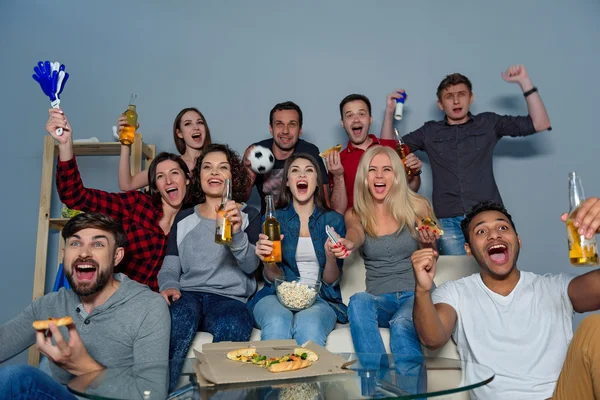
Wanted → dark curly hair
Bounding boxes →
[190,144,250,203]
[460,201,517,245]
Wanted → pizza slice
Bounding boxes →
[319,144,342,159]
[420,217,444,236]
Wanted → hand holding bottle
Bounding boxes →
[561,196,600,240]
[564,172,598,266]
[256,233,284,262]
[218,200,243,234]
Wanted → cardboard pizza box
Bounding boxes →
[193,339,354,386]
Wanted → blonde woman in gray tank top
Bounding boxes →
[334,146,440,375]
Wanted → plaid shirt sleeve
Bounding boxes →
[56,157,128,220]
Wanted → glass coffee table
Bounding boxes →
[68,354,494,399]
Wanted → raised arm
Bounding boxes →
[501,65,551,132]
[563,197,600,312]
[380,89,406,141]
[119,145,149,191]
[411,248,457,349]
[117,114,149,191]
[326,151,348,214]
[46,109,128,221]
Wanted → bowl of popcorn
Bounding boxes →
[275,277,321,311]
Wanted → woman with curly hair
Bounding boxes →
[157,144,261,389]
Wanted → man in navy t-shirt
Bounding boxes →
[243,101,331,214]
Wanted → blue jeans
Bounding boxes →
[0,365,76,400]
[348,292,422,358]
[438,216,466,255]
[253,295,337,347]
[169,291,253,391]
[348,292,425,395]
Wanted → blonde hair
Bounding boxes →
[352,146,438,238]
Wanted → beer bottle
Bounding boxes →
[566,172,599,266]
[394,128,412,176]
[119,94,138,145]
[215,178,233,244]
[263,195,282,263]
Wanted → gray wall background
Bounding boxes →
[1,0,599,366]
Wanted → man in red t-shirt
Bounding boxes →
[327,92,423,214]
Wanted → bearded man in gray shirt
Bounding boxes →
[0,212,170,399]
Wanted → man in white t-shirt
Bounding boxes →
[411,199,600,399]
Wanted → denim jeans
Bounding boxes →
[0,365,76,400]
[348,291,422,357]
[253,295,337,347]
[438,216,467,255]
[348,292,425,395]
[169,291,253,391]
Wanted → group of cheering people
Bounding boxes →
[1,64,600,400]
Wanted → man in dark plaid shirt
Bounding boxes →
[47,108,190,291]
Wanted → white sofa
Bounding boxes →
[186,253,479,358]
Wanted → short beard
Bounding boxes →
[66,257,113,297]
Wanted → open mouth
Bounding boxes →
[191,132,203,142]
[75,261,98,282]
[296,181,309,194]
[487,244,508,265]
[165,187,179,200]
[452,107,463,114]
[207,178,223,188]
[373,182,386,194]
[351,125,363,136]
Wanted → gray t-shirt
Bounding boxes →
[362,227,419,295]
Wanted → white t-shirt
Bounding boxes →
[431,271,575,400]
[296,237,319,281]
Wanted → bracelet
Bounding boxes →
[412,170,422,176]
[523,87,538,97]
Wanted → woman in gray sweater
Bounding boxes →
[158,144,260,390]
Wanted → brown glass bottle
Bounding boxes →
[263,195,282,262]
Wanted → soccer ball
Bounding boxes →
[248,145,275,174]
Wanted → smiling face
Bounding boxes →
[176,110,207,150]
[367,153,394,202]
[286,157,318,206]
[269,109,302,152]
[437,83,474,124]
[464,210,521,279]
[155,160,189,207]
[63,228,124,297]
[199,151,232,199]
[341,100,372,146]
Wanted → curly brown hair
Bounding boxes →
[190,144,250,203]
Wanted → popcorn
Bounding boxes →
[276,280,318,310]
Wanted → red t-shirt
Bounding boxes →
[334,134,396,209]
